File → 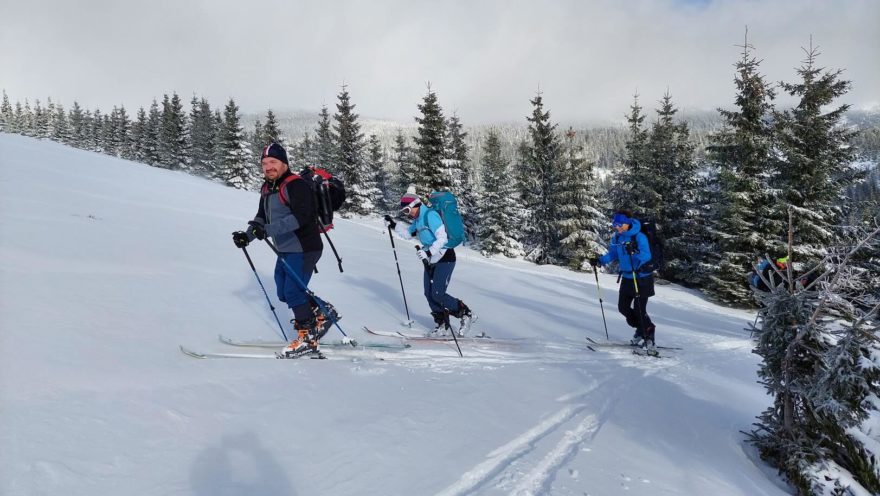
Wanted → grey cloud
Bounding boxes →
[1,0,877,124]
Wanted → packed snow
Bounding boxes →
[0,134,791,495]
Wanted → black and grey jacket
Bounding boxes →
[250,170,323,253]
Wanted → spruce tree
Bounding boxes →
[250,118,264,164]
[478,129,523,257]
[215,98,253,190]
[131,107,148,163]
[391,129,416,196]
[110,106,131,158]
[333,85,372,214]
[0,90,12,132]
[52,103,70,144]
[89,108,103,152]
[159,93,188,170]
[443,113,468,191]
[772,41,859,262]
[103,106,119,156]
[290,132,317,170]
[445,113,479,239]
[366,134,390,213]
[706,33,779,306]
[413,85,448,195]
[749,225,880,494]
[33,99,49,138]
[609,94,651,213]
[645,92,703,285]
[522,92,563,264]
[314,105,337,170]
[556,128,605,269]
[101,113,114,154]
[68,102,87,148]
[21,100,33,136]
[143,100,162,166]
[211,110,224,177]
[262,109,284,145]
[45,98,56,139]
[188,97,216,176]
[513,139,534,249]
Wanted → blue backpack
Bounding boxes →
[427,191,466,249]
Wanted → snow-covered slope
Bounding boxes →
[0,134,788,495]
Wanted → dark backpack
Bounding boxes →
[299,167,346,232]
[637,219,664,273]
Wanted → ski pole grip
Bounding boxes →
[415,245,429,268]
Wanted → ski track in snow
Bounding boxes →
[436,380,624,496]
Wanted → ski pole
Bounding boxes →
[386,218,413,325]
[592,264,610,340]
[417,245,462,358]
[240,245,288,340]
[263,239,356,346]
[317,218,343,273]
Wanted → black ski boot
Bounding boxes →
[450,300,474,337]
[311,300,340,340]
[428,311,450,337]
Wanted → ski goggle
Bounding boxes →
[399,199,421,215]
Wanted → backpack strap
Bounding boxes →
[261,174,302,206]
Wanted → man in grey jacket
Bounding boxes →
[232,143,325,357]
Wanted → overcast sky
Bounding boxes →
[1,0,877,125]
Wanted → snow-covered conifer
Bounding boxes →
[706,33,780,306]
[478,129,523,257]
[556,128,605,269]
[413,85,448,195]
[215,98,253,190]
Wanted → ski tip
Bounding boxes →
[179,345,206,359]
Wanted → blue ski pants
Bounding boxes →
[423,260,462,314]
[274,251,321,321]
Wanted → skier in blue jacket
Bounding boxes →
[589,210,657,351]
[384,190,473,336]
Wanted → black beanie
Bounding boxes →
[261,143,288,165]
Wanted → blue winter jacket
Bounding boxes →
[408,207,446,249]
[598,218,652,279]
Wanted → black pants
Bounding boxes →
[618,276,654,339]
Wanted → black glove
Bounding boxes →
[384,214,396,229]
[248,221,266,240]
[624,242,638,255]
[232,231,249,248]
[589,256,599,268]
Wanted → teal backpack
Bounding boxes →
[427,191,466,248]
